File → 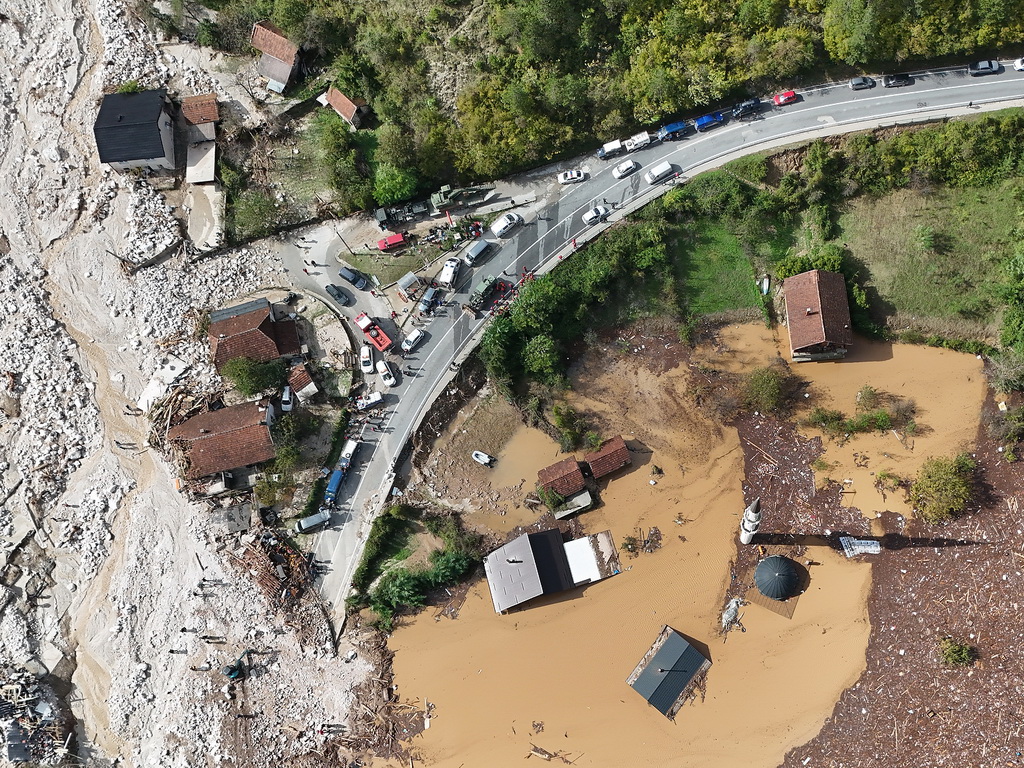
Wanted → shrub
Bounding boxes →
[537,485,565,511]
[351,505,413,593]
[855,385,880,412]
[744,366,788,412]
[232,189,279,241]
[219,357,287,396]
[909,453,976,524]
[806,406,846,433]
[938,636,975,667]
[116,80,143,94]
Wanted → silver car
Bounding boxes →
[490,213,523,238]
[849,76,875,90]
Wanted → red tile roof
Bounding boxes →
[167,401,276,478]
[181,93,219,125]
[208,302,300,370]
[288,363,313,393]
[538,457,586,497]
[783,270,853,354]
[325,86,367,125]
[583,435,631,479]
[250,21,298,63]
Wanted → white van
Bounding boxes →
[295,508,331,534]
[644,160,675,185]
[463,239,494,266]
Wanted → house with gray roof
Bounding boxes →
[483,528,621,613]
[626,625,712,719]
[93,89,175,172]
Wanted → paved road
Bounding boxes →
[278,63,1024,629]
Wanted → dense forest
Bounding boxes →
[187,0,1024,198]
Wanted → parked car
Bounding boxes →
[582,205,611,226]
[463,238,493,266]
[359,345,374,375]
[773,90,798,106]
[376,359,397,388]
[613,159,639,179]
[732,97,761,119]
[694,112,726,132]
[338,266,368,290]
[557,170,586,185]
[294,508,331,534]
[657,121,690,141]
[418,286,439,314]
[968,60,1000,76]
[280,385,293,412]
[644,160,675,185]
[325,283,350,306]
[490,212,523,238]
[849,76,875,90]
[1015,58,1024,72]
[882,73,914,88]
[401,328,425,353]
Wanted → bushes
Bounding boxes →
[743,366,794,413]
[909,453,976,524]
[938,636,976,667]
[220,357,287,396]
[351,505,414,594]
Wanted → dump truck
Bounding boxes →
[624,131,654,152]
[353,313,393,352]
[437,258,460,289]
[468,275,499,310]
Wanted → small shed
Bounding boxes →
[250,21,300,93]
[181,93,219,142]
[626,625,712,719]
[782,269,853,361]
[288,363,319,401]
[584,435,631,480]
[320,86,373,129]
[396,272,423,302]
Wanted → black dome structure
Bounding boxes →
[754,555,800,601]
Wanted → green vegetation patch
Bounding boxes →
[670,221,760,317]
[838,185,1018,332]
[909,453,976,525]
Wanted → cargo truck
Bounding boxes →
[324,439,359,505]
[468,275,498,310]
[624,131,653,152]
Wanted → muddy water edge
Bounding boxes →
[382,324,986,767]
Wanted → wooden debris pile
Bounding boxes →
[0,667,71,764]
[148,386,225,454]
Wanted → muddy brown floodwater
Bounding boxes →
[382,323,987,768]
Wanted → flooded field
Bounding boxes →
[384,323,987,768]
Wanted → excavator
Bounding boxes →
[221,649,255,681]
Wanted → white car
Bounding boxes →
[490,212,524,238]
[359,345,374,375]
[1014,58,1024,72]
[582,205,611,226]
[612,160,639,179]
[401,328,424,353]
[557,170,586,185]
[376,359,397,388]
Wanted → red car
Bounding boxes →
[773,90,797,106]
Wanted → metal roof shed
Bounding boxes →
[627,625,712,719]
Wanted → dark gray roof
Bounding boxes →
[209,298,271,325]
[93,90,168,163]
[630,629,710,716]
[754,555,800,601]
[258,52,294,85]
[528,529,574,595]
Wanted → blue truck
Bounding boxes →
[324,439,359,506]
[694,112,726,132]
[657,121,690,141]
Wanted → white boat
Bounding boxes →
[759,276,770,295]
[472,451,495,466]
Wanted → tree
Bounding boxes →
[909,454,976,524]
[823,0,881,65]
[232,190,278,241]
[220,357,286,396]
[522,334,561,383]
[744,366,789,412]
[373,162,418,206]
[375,124,416,169]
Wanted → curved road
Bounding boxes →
[281,63,1024,629]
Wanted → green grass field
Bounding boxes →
[837,183,1021,336]
[671,221,761,316]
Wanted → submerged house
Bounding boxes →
[483,529,620,613]
[583,435,631,480]
[93,89,175,172]
[783,269,853,362]
[537,456,592,518]
[626,625,712,720]
[208,298,301,371]
[250,21,300,93]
